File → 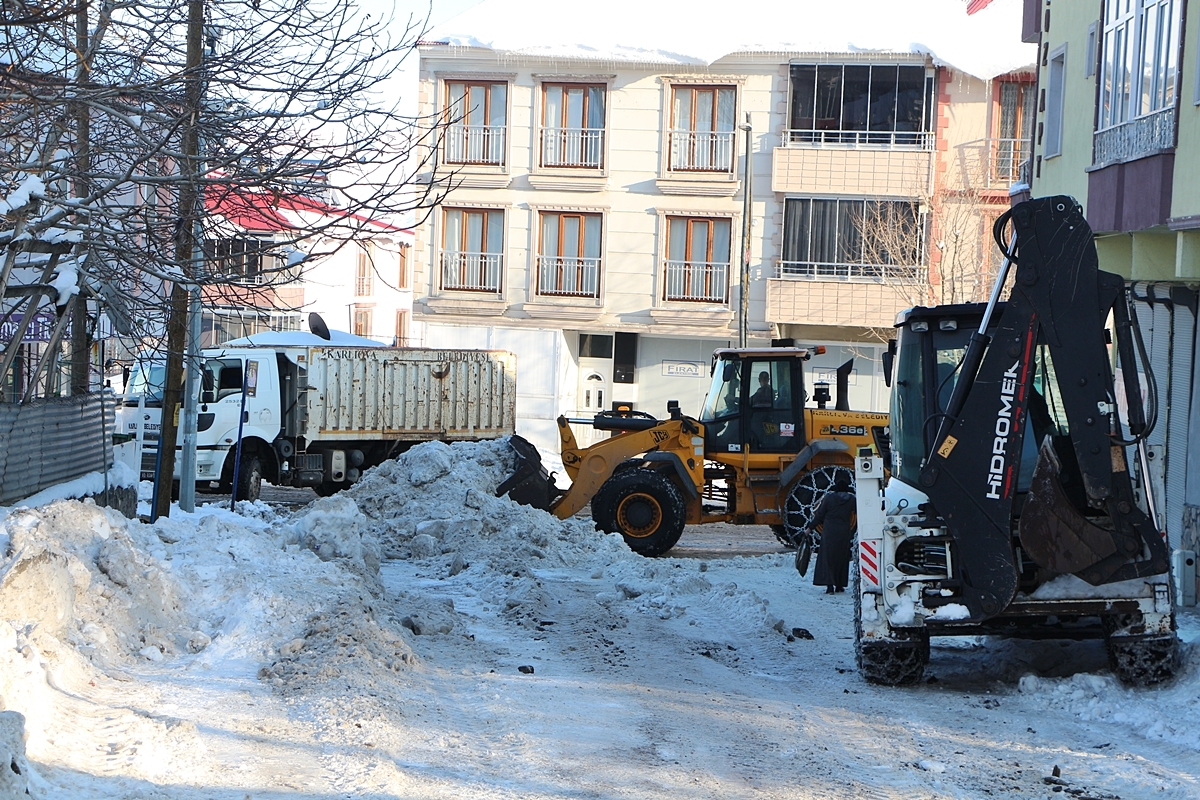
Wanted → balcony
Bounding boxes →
[537,256,600,298]
[777,260,927,284]
[782,129,935,150]
[355,275,372,296]
[954,137,1029,190]
[669,130,734,173]
[540,128,604,169]
[663,260,728,303]
[440,251,502,293]
[767,277,923,329]
[1093,107,1175,166]
[444,125,506,166]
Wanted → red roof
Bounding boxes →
[966,0,995,14]
[204,188,409,235]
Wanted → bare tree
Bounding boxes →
[1,0,448,510]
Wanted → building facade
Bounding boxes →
[201,191,413,349]
[410,2,1035,454]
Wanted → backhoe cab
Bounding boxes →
[503,343,888,557]
[855,196,1179,687]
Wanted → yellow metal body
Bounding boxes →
[551,407,888,527]
[552,416,705,520]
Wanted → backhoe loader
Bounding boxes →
[854,195,1179,686]
[498,343,888,556]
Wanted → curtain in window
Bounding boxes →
[782,198,811,264]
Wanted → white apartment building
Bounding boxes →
[410,0,1035,455]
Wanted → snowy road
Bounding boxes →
[4,439,1200,799]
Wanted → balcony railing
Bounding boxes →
[776,260,927,284]
[782,129,935,150]
[355,275,372,296]
[444,124,506,166]
[540,128,604,168]
[955,137,1030,189]
[669,130,734,172]
[440,251,502,293]
[663,260,728,303]
[1094,107,1175,166]
[537,256,600,298]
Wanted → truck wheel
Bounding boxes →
[235,454,263,503]
[313,482,340,497]
[769,524,793,547]
[855,577,927,686]
[592,470,686,557]
[1106,634,1179,686]
[783,465,854,546]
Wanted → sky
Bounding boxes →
[363,0,485,115]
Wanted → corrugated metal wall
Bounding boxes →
[1131,283,1198,552]
[0,393,115,506]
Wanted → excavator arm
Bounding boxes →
[917,196,1168,621]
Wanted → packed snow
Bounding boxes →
[1,438,1199,798]
[432,0,1036,80]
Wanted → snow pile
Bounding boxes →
[432,0,1035,80]
[13,461,137,511]
[1017,645,1200,751]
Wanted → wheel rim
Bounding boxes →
[616,492,663,538]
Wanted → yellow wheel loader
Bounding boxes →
[498,342,889,556]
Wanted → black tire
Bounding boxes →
[312,482,340,497]
[1106,634,1179,686]
[592,469,687,557]
[234,454,262,503]
[769,524,794,547]
[855,560,928,686]
[783,464,854,545]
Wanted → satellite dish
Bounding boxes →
[309,312,331,340]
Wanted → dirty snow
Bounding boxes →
[1,438,1198,799]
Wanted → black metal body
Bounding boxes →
[914,197,1168,621]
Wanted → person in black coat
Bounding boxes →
[807,473,856,594]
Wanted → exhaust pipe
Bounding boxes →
[835,358,854,411]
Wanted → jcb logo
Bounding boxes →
[651,430,669,444]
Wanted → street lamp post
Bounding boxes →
[738,113,753,348]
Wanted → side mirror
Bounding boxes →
[721,361,738,382]
[882,340,896,388]
[202,390,215,404]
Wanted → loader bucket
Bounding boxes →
[496,435,561,512]
[1019,436,1120,581]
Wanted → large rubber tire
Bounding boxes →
[312,482,340,498]
[782,464,855,546]
[592,469,687,557]
[855,567,928,686]
[1106,634,1179,686]
[234,454,263,504]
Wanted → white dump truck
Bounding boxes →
[119,329,517,500]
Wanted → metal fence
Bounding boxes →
[0,393,115,506]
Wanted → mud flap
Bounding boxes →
[497,435,561,511]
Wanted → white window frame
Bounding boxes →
[1098,0,1181,131]
[1045,46,1067,158]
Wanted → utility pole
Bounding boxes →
[738,113,753,348]
[154,0,205,518]
[178,22,214,513]
[70,1,91,395]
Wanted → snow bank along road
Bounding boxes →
[1,439,1199,799]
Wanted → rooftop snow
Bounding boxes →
[429,0,1036,80]
[216,330,383,348]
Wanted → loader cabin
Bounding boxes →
[699,344,823,458]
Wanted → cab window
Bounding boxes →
[701,358,742,451]
[745,360,800,453]
[204,358,244,400]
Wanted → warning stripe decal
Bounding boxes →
[860,540,882,585]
